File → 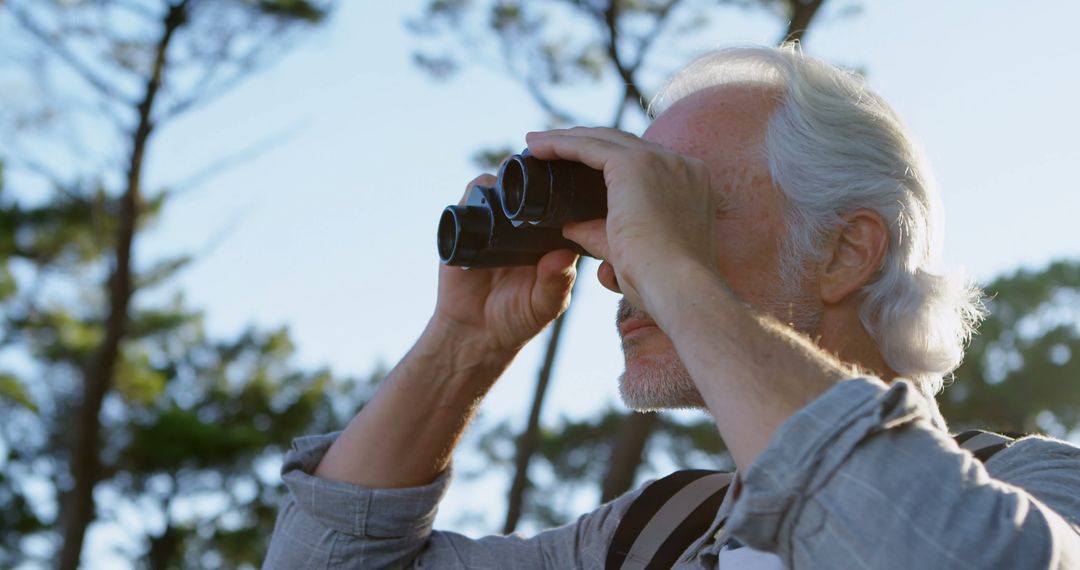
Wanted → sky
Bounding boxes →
[6,0,1080,565]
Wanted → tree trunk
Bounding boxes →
[782,0,827,44]
[56,4,188,569]
[502,303,573,533]
[147,523,184,570]
[600,412,658,502]
[501,0,648,529]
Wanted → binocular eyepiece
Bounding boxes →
[437,151,607,268]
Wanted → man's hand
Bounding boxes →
[525,128,719,323]
[432,173,579,359]
[314,173,577,489]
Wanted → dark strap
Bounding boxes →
[605,429,1021,570]
[954,429,1019,462]
[605,470,731,570]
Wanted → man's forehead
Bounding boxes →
[642,83,775,155]
[643,84,777,202]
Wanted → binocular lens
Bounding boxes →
[438,203,499,266]
[500,158,527,220]
[437,209,459,263]
[436,152,605,267]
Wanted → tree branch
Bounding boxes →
[601,2,645,123]
[521,76,583,126]
[492,30,584,127]
[8,4,137,106]
[158,37,268,122]
[168,120,307,197]
[113,0,163,22]
[781,0,827,45]
[629,0,679,73]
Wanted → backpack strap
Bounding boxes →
[605,430,1021,570]
[954,429,1019,462]
[605,469,732,570]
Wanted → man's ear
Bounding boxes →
[819,209,889,305]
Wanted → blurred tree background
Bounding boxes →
[0,0,1077,568]
[0,1,371,569]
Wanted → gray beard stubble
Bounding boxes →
[615,277,823,412]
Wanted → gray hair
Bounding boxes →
[649,44,984,400]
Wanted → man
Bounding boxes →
[264,45,1080,568]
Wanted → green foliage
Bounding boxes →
[942,260,1080,436]
[0,185,115,266]
[115,350,168,405]
[0,471,45,569]
[0,270,370,567]
[0,1,346,566]
[471,146,517,170]
[10,308,102,367]
[0,373,37,412]
[0,265,16,302]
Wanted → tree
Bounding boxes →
[0,1,348,567]
[407,0,844,533]
[942,260,1080,437]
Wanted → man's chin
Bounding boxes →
[617,357,708,412]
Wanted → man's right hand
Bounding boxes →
[429,174,579,360]
[313,173,578,490]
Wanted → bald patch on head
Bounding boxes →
[644,84,784,219]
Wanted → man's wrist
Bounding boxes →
[410,316,518,391]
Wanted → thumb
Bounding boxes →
[532,249,578,316]
[562,219,609,261]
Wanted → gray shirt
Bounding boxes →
[263,378,1080,569]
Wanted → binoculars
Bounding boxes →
[437,151,607,268]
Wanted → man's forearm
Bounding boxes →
[648,259,850,471]
[314,318,515,488]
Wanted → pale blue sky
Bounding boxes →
[10,0,1080,565]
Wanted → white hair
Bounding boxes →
[649,44,985,401]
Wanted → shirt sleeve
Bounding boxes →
[262,432,637,569]
[726,377,1080,569]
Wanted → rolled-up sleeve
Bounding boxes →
[263,432,634,569]
[727,377,1080,569]
[262,433,450,569]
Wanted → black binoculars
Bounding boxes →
[437,151,607,268]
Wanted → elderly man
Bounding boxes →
[264,45,1080,568]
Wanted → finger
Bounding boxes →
[525,128,665,164]
[531,127,645,147]
[562,219,609,260]
[533,249,579,315]
[597,261,621,294]
[524,131,629,172]
[458,174,498,205]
